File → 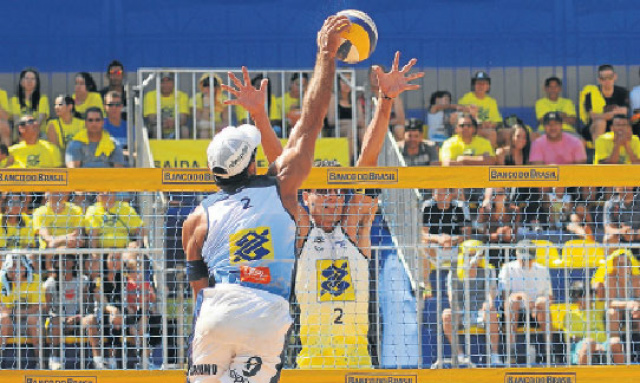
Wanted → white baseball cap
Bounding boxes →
[207,124,261,179]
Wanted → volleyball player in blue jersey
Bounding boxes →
[182,14,351,383]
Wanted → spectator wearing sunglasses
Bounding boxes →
[103,91,129,149]
[8,114,62,168]
[65,107,124,168]
[100,60,127,118]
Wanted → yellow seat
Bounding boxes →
[561,239,606,268]
[457,325,486,335]
[531,240,562,268]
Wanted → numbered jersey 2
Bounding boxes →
[295,225,372,368]
[200,176,296,299]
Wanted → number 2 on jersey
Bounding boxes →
[333,308,344,324]
[240,197,252,209]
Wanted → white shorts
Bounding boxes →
[189,284,292,383]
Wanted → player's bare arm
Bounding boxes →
[343,52,424,252]
[273,15,350,207]
[223,67,283,164]
[182,205,209,300]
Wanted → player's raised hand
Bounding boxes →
[222,66,268,117]
[317,14,351,58]
[373,51,424,99]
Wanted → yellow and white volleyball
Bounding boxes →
[335,10,378,64]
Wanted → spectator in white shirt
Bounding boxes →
[498,240,553,347]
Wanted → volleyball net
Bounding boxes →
[0,162,640,381]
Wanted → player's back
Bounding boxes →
[201,176,296,299]
[295,225,372,368]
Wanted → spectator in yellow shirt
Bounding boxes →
[0,253,45,361]
[143,72,190,139]
[535,77,577,134]
[440,113,496,166]
[32,192,85,274]
[594,115,640,164]
[8,115,62,168]
[190,73,229,139]
[0,86,12,147]
[11,68,50,136]
[458,71,502,148]
[73,72,105,118]
[45,95,85,153]
[0,193,36,250]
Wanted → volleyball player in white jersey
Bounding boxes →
[226,52,424,368]
[182,15,351,383]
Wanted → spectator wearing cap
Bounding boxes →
[498,240,553,351]
[530,111,586,165]
[143,72,190,139]
[189,73,229,139]
[564,280,624,365]
[270,72,308,133]
[427,90,460,145]
[530,111,588,230]
[458,71,503,148]
[9,114,62,168]
[535,77,578,135]
[579,64,629,142]
[594,114,640,164]
[73,72,104,119]
[398,118,439,166]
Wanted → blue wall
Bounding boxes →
[5,0,640,72]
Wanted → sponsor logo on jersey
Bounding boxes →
[229,226,275,264]
[240,266,271,284]
[316,259,355,301]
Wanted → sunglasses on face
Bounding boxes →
[106,102,122,107]
[109,69,123,75]
[86,118,103,123]
[18,119,36,126]
[599,75,614,81]
[458,123,474,128]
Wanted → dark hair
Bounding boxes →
[456,112,478,131]
[17,67,41,114]
[107,60,124,74]
[544,76,562,87]
[105,91,122,101]
[598,64,615,73]
[84,107,103,119]
[0,144,8,156]
[55,94,77,118]
[76,72,98,92]
[290,72,309,83]
[429,90,452,106]
[510,124,532,165]
[612,114,629,123]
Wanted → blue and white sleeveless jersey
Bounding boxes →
[200,176,296,299]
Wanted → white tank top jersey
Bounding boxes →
[200,176,296,299]
[295,225,370,350]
